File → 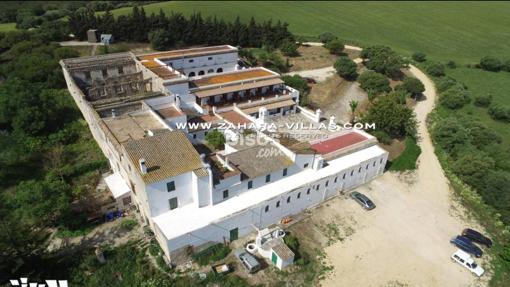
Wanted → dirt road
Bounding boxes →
[317,65,488,286]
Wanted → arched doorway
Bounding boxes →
[189,72,196,77]
[216,68,223,73]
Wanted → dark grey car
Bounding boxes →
[350,191,376,210]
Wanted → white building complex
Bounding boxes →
[60,45,388,262]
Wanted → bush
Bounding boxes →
[360,45,405,78]
[334,56,357,80]
[401,77,425,97]
[411,52,426,62]
[156,254,170,272]
[502,59,510,72]
[474,94,492,107]
[432,117,471,155]
[370,130,392,145]
[426,62,445,77]
[318,32,337,44]
[149,29,174,51]
[280,40,299,57]
[488,104,510,122]
[149,243,161,256]
[358,71,391,99]
[205,130,226,150]
[439,85,470,109]
[479,56,501,72]
[389,137,422,171]
[282,74,310,106]
[192,243,231,266]
[446,60,457,69]
[324,39,344,55]
[120,218,138,231]
[436,76,459,93]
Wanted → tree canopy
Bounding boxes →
[358,71,391,99]
[360,45,405,78]
[334,56,358,80]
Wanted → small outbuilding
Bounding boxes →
[101,34,114,44]
[270,240,294,270]
[87,29,99,43]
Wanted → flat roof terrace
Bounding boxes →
[191,68,278,87]
[103,110,167,144]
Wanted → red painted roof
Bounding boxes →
[311,132,367,154]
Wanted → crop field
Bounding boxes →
[0,22,16,32]
[108,1,510,64]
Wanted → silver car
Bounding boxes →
[350,191,376,210]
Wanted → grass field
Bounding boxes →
[0,22,16,32]
[107,1,510,64]
[437,67,510,145]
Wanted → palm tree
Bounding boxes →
[349,100,359,123]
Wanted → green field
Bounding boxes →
[0,22,16,32]
[108,1,510,64]
[438,67,510,145]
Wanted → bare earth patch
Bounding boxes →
[283,46,361,72]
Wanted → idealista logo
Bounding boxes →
[9,277,68,287]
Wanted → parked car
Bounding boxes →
[462,228,492,248]
[350,192,376,210]
[451,249,484,277]
[234,249,261,273]
[450,235,483,258]
[303,77,317,84]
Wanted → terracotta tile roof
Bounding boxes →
[194,78,284,98]
[311,132,368,155]
[242,99,296,115]
[192,68,276,87]
[156,106,184,119]
[137,45,236,62]
[124,131,204,183]
[219,111,252,125]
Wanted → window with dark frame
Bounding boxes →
[265,174,271,183]
[276,201,280,208]
[283,168,287,176]
[297,192,301,199]
[169,197,178,210]
[248,180,253,189]
[287,196,291,203]
[223,189,229,199]
[167,181,176,192]
[265,205,269,212]
[304,163,309,168]
[307,188,310,195]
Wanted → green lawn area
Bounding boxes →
[107,1,510,64]
[438,67,510,145]
[389,137,422,171]
[0,22,16,32]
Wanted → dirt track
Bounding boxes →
[316,65,489,286]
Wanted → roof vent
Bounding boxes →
[139,158,147,174]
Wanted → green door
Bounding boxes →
[271,252,278,265]
[229,228,238,241]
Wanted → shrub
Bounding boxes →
[446,60,457,69]
[120,218,138,231]
[280,40,299,57]
[192,243,231,266]
[488,104,510,122]
[432,117,471,155]
[502,59,510,72]
[370,130,392,145]
[149,29,174,51]
[156,255,170,272]
[436,76,458,93]
[282,74,310,106]
[360,45,405,77]
[401,77,425,97]
[479,56,501,72]
[149,243,161,256]
[324,39,344,55]
[318,32,337,43]
[411,52,426,62]
[284,234,300,251]
[334,56,357,80]
[439,85,470,109]
[358,71,391,98]
[474,94,492,107]
[205,130,226,149]
[426,62,445,77]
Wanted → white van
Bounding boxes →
[451,249,484,277]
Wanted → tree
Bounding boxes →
[324,39,344,55]
[149,29,174,51]
[502,59,510,72]
[280,39,299,57]
[452,149,495,190]
[488,104,510,122]
[432,117,471,155]
[474,94,492,107]
[412,52,426,62]
[425,62,445,77]
[401,77,425,98]
[358,71,391,99]
[334,56,357,80]
[349,100,358,123]
[362,94,417,138]
[282,75,310,106]
[205,130,225,150]
[318,32,336,43]
[439,85,470,109]
[479,56,501,72]
[360,45,404,78]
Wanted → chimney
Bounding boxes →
[139,158,147,174]
[111,108,116,118]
